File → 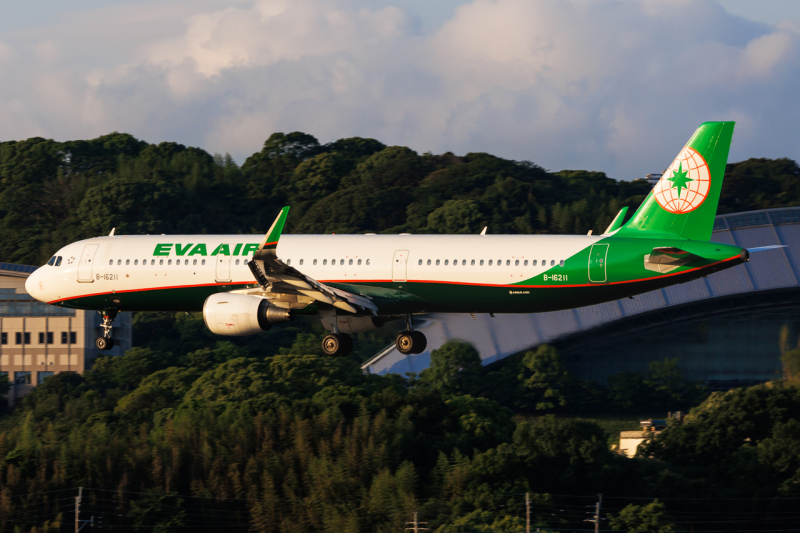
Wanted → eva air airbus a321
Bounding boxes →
[25,122,778,357]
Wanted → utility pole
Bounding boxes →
[405,512,428,533]
[75,487,82,533]
[526,492,531,533]
[585,493,603,533]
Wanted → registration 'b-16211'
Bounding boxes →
[26,122,782,356]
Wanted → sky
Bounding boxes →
[1,0,799,181]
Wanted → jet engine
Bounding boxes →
[322,316,387,334]
[203,293,293,336]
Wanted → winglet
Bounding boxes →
[108,227,116,237]
[603,207,629,234]
[480,227,487,236]
[257,206,290,257]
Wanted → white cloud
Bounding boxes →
[0,0,799,180]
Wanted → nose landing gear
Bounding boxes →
[95,310,117,351]
[396,314,427,355]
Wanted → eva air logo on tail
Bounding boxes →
[653,147,711,214]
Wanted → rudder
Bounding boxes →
[619,121,734,241]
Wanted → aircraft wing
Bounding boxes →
[240,207,378,315]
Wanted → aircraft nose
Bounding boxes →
[25,268,44,301]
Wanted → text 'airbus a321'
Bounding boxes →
[26,122,779,357]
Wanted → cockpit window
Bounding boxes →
[55,256,62,266]
[46,256,56,266]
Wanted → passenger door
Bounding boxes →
[588,244,609,283]
[77,244,98,282]
[392,250,409,282]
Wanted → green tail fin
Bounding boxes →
[619,121,734,241]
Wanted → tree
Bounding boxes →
[127,489,186,533]
[517,345,573,411]
[419,341,483,395]
[609,500,675,532]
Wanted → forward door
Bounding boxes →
[77,244,98,282]
[392,250,409,282]
[588,243,609,283]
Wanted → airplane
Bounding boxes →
[25,122,778,357]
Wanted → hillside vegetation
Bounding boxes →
[3,132,798,267]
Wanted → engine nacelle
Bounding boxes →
[322,316,387,334]
[203,293,293,336]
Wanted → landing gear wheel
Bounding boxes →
[410,331,427,354]
[322,333,353,357]
[96,337,113,351]
[397,331,427,355]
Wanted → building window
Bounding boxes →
[16,332,30,344]
[39,332,44,344]
[37,371,54,384]
[15,371,31,385]
[47,332,53,344]
[70,332,77,344]
[62,332,68,344]
[0,332,6,345]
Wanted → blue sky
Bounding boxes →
[2,0,799,180]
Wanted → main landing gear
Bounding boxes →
[396,315,427,355]
[322,332,353,357]
[95,310,117,351]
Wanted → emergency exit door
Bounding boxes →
[215,256,231,282]
[392,250,409,282]
[588,244,609,283]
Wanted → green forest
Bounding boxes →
[1,132,800,532]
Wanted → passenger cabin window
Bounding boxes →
[126,259,130,265]
[524,260,528,266]
[313,259,318,265]
[427,259,431,265]
[151,259,156,265]
[287,259,291,265]
[323,259,327,265]
[340,259,344,265]
[358,259,362,265]
[299,259,304,265]
[551,260,555,266]
[193,259,197,265]
[168,259,172,265]
[444,260,448,266]
[366,259,371,265]
[109,260,113,266]
[159,259,164,265]
[349,259,353,265]
[436,259,440,266]
[488,260,493,266]
[134,260,138,265]
[201,259,206,265]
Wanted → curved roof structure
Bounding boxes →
[362,207,800,376]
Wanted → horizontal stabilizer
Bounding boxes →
[603,207,628,234]
[644,247,701,273]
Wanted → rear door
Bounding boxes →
[77,244,98,282]
[588,243,609,283]
[392,250,409,282]
[215,255,231,282]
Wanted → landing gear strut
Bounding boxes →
[396,314,427,355]
[95,310,117,351]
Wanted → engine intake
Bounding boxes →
[203,293,293,336]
